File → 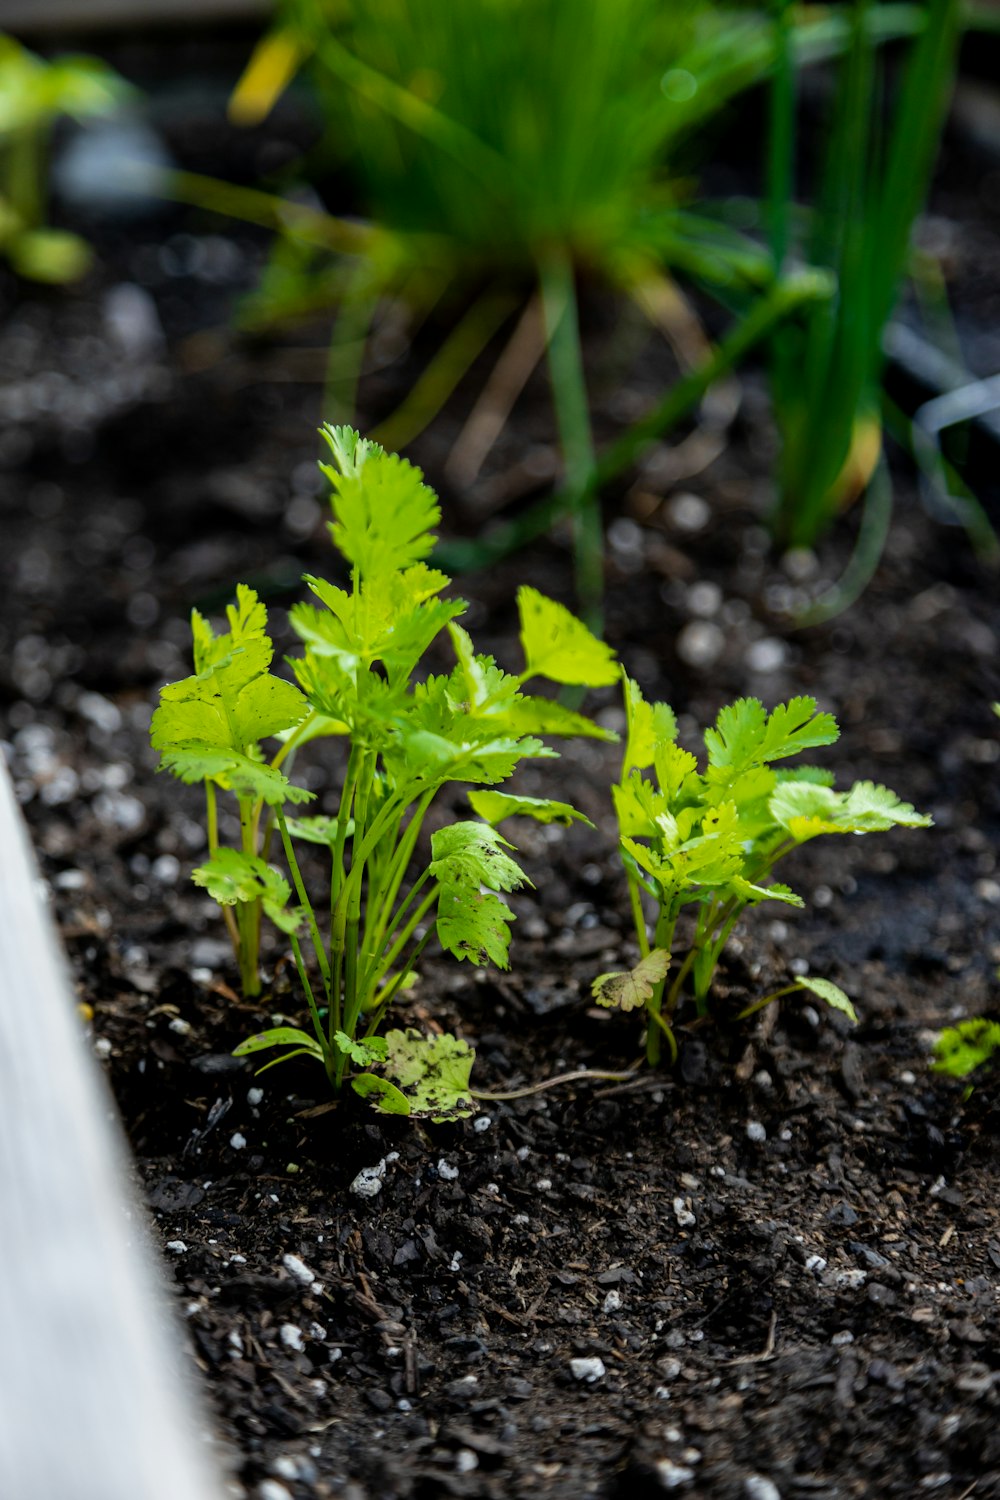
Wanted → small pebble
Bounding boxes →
[570,1356,606,1383]
[168,1017,191,1036]
[350,1159,389,1198]
[746,637,786,674]
[673,1197,696,1229]
[93,1037,112,1059]
[744,1478,782,1500]
[668,492,710,531]
[257,1483,292,1500]
[677,621,725,669]
[746,1121,767,1143]
[603,1289,622,1314]
[536,1178,553,1192]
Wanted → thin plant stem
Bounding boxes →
[206,782,241,953]
[276,810,332,1003]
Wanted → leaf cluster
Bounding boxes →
[152,426,615,1109]
[601,674,931,1062]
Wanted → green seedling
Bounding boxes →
[597,674,932,1063]
[931,1019,1000,1086]
[152,427,617,1114]
[0,35,130,282]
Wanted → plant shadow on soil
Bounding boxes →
[2,78,1000,1500]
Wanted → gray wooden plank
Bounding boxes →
[0,757,225,1500]
[0,0,268,31]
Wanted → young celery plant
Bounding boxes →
[153,427,619,1114]
[595,674,932,1064]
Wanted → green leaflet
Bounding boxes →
[468,789,593,828]
[607,682,930,1065]
[437,884,516,968]
[373,1028,477,1122]
[192,848,304,934]
[321,423,440,578]
[518,585,619,687]
[795,975,857,1023]
[932,1019,1000,1079]
[157,747,312,808]
[770,779,933,841]
[429,821,529,892]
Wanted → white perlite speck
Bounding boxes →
[165,1240,188,1254]
[437,1158,460,1181]
[282,1253,315,1285]
[351,1155,398,1197]
[603,1289,622,1314]
[744,1477,782,1500]
[279,1324,305,1353]
[257,1483,293,1500]
[673,1197,696,1228]
[230,1132,247,1151]
[570,1357,606,1383]
[655,1460,695,1489]
[746,1121,767,1143]
[247,1087,264,1106]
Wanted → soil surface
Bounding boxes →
[3,48,1000,1500]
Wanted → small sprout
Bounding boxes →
[605,674,931,1066]
[931,1019,1000,1081]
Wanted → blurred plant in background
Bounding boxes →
[766,0,963,568]
[220,0,836,622]
[0,35,130,283]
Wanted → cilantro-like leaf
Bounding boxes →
[622,673,678,775]
[467,790,593,828]
[321,425,440,579]
[380,1028,477,1121]
[770,779,933,841]
[333,1031,389,1067]
[437,883,515,968]
[430,821,530,892]
[705,696,839,785]
[592,948,671,1011]
[192,848,304,934]
[518,585,619,686]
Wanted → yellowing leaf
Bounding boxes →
[518,586,618,687]
[592,948,671,1011]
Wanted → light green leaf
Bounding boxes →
[382,1028,477,1121]
[770,779,932,841]
[592,948,671,1011]
[467,790,593,828]
[192,849,304,933]
[794,975,858,1024]
[333,1031,389,1066]
[505,695,618,742]
[233,1026,325,1061]
[285,814,354,846]
[157,747,312,807]
[705,696,839,785]
[430,821,529,892]
[352,1073,412,1114]
[932,1019,1000,1078]
[728,877,804,907]
[518,586,618,687]
[622,673,678,775]
[437,883,515,968]
[321,430,440,579]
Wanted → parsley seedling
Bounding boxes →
[152,427,616,1114]
[596,675,932,1063]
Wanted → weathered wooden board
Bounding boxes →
[0,758,224,1500]
[0,0,267,31]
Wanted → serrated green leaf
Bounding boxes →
[430,821,529,892]
[932,1019,1000,1078]
[381,1028,477,1121]
[322,437,440,579]
[622,673,678,775]
[192,849,304,933]
[157,747,312,807]
[794,975,858,1024]
[727,877,804,907]
[505,696,617,742]
[285,814,354,846]
[770,779,932,841]
[705,696,839,785]
[518,586,618,687]
[437,883,515,968]
[333,1031,389,1066]
[467,790,593,828]
[592,948,671,1011]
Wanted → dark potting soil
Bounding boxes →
[3,74,1000,1500]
